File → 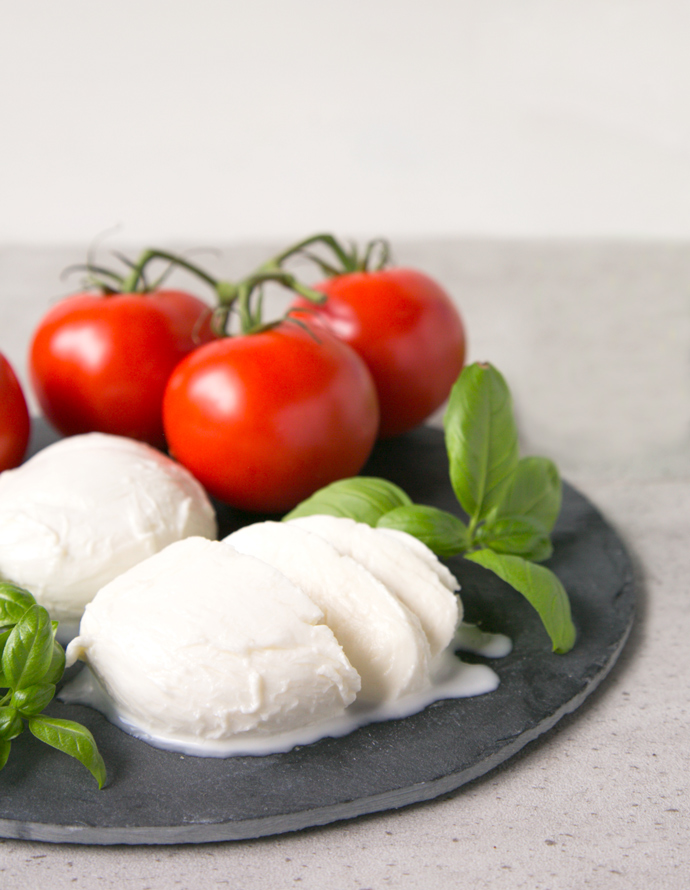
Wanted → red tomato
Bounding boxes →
[29,290,215,448]
[162,322,379,513]
[0,353,31,471]
[293,268,466,438]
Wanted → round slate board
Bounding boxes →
[0,424,635,845]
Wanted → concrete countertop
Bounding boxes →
[0,241,687,889]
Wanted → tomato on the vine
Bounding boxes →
[289,238,466,438]
[30,283,215,449]
[0,353,30,471]
[163,320,379,513]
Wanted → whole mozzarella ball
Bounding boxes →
[66,537,360,743]
[0,433,217,629]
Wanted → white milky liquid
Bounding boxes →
[59,623,512,758]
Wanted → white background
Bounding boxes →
[2,0,690,244]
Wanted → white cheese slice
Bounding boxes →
[66,537,360,741]
[0,433,217,626]
[377,527,459,592]
[289,515,461,657]
[224,521,432,705]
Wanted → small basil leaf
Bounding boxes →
[28,716,107,789]
[377,505,470,558]
[493,456,562,533]
[284,477,412,526]
[518,535,555,564]
[11,683,56,717]
[444,363,519,523]
[477,515,553,562]
[0,706,24,741]
[0,582,36,626]
[2,605,55,690]
[465,549,576,653]
[0,739,10,770]
[43,640,66,686]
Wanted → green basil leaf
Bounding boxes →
[0,626,13,671]
[43,640,66,686]
[493,456,562,533]
[515,535,554,564]
[0,582,36,626]
[11,683,56,717]
[444,363,519,523]
[284,477,412,526]
[377,505,470,558]
[477,515,553,562]
[28,716,106,789]
[465,549,576,653]
[0,706,24,741]
[2,605,55,690]
[0,739,10,770]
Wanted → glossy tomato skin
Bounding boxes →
[29,290,215,448]
[294,268,466,438]
[0,353,31,471]
[162,322,379,513]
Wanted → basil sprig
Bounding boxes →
[0,582,106,787]
[284,362,576,654]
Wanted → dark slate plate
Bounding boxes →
[0,424,635,845]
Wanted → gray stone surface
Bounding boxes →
[0,241,688,886]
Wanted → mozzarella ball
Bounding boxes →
[66,537,360,742]
[0,433,217,627]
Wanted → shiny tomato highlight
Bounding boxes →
[162,321,379,513]
[294,268,466,437]
[30,290,215,448]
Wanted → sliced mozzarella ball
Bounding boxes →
[0,433,217,626]
[66,537,360,741]
[289,515,461,657]
[224,522,431,705]
[377,527,459,592]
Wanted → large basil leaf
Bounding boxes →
[465,549,576,653]
[0,582,36,626]
[444,363,519,522]
[28,716,107,789]
[43,640,67,686]
[2,605,55,690]
[283,477,412,526]
[492,456,562,533]
[377,505,469,558]
[11,683,57,717]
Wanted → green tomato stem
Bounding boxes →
[121,249,221,294]
[267,233,391,277]
[268,233,354,270]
